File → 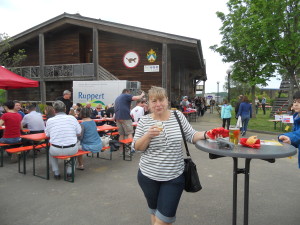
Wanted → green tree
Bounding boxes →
[210,0,276,118]
[0,33,26,67]
[0,33,27,103]
[255,0,300,103]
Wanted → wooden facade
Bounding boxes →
[6,13,206,103]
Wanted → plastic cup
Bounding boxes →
[229,127,240,145]
[156,121,163,132]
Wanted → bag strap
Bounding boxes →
[173,110,191,157]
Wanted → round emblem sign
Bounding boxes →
[123,51,139,68]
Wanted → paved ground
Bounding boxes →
[0,112,299,225]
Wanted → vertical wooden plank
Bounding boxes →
[162,43,168,93]
[93,28,99,80]
[39,33,46,104]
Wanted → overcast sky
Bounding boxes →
[0,0,281,93]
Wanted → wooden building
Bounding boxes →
[6,13,207,104]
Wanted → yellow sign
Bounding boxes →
[147,49,157,63]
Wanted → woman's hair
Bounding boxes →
[4,100,15,110]
[223,99,228,104]
[45,105,55,118]
[53,100,66,113]
[79,107,91,119]
[242,96,250,103]
[69,108,76,116]
[148,86,167,100]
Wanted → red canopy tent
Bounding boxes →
[0,66,39,90]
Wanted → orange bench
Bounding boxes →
[87,146,112,160]
[0,142,23,167]
[119,138,133,161]
[6,143,47,174]
[53,150,91,183]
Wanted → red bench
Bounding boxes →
[119,138,133,161]
[0,142,23,167]
[6,143,47,174]
[53,150,91,183]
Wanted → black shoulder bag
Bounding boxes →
[174,111,202,193]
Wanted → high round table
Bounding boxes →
[195,139,297,225]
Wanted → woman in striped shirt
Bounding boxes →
[134,86,211,225]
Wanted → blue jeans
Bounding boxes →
[0,137,21,144]
[137,169,185,224]
[241,116,250,132]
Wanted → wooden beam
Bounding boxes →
[93,28,99,79]
[39,33,46,104]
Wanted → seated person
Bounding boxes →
[0,101,22,162]
[77,108,103,170]
[22,104,45,134]
[45,101,82,180]
[0,100,22,144]
[44,105,55,119]
[105,104,116,126]
[91,104,106,125]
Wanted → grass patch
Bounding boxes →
[231,109,290,133]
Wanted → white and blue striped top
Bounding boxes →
[134,110,197,181]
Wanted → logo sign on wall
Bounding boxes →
[147,49,157,62]
[123,51,140,68]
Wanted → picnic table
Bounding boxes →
[268,119,282,130]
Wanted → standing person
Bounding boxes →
[278,91,300,169]
[255,96,260,114]
[261,96,266,115]
[194,97,201,117]
[130,99,146,122]
[237,96,252,136]
[0,101,22,162]
[221,99,232,130]
[114,89,145,151]
[133,86,216,225]
[209,98,215,114]
[56,90,72,115]
[45,101,81,180]
[77,108,103,170]
[235,95,243,118]
[21,104,45,134]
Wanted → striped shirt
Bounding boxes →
[45,113,81,146]
[134,110,197,181]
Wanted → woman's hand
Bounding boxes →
[278,135,291,144]
[146,125,161,138]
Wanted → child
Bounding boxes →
[278,91,300,168]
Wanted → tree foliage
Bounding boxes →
[210,0,277,117]
[0,33,26,67]
[210,0,300,114]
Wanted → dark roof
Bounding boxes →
[12,13,205,71]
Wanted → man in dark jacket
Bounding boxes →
[56,90,72,115]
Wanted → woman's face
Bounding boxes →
[149,96,168,115]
